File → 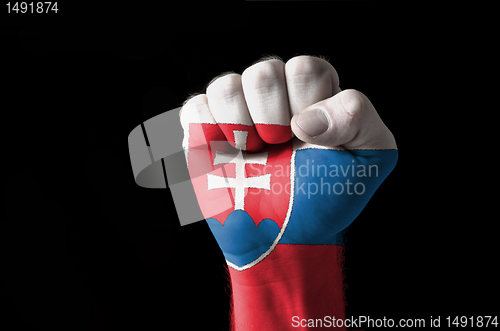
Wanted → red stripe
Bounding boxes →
[254,123,292,144]
[229,244,346,330]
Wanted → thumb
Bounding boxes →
[291,89,397,150]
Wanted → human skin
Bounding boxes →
[180,55,397,330]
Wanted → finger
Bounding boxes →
[285,55,341,117]
[206,73,265,151]
[241,58,292,144]
[180,94,225,150]
[180,94,235,220]
[291,89,397,150]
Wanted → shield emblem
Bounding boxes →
[187,123,293,270]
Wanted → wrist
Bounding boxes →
[228,243,347,331]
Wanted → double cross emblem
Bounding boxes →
[207,130,271,211]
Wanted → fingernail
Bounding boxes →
[296,109,330,137]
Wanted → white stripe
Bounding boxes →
[180,101,216,126]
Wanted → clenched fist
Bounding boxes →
[180,55,397,331]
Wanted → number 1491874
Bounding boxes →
[6,2,58,13]
[446,316,498,328]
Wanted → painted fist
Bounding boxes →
[180,55,398,270]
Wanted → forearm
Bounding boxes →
[228,244,347,331]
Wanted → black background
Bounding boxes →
[1,2,497,330]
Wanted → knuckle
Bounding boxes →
[206,73,243,101]
[205,71,235,89]
[180,94,211,126]
[285,55,331,81]
[182,93,206,108]
[242,59,284,90]
[339,89,365,118]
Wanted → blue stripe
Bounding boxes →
[279,149,398,245]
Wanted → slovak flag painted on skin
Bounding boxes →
[184,117,398,271]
